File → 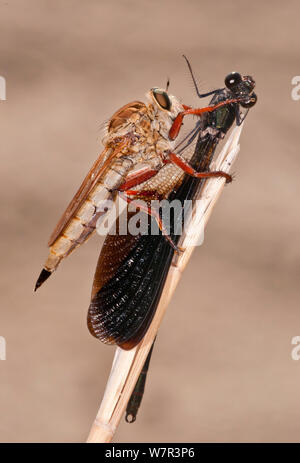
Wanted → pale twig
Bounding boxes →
[86,124,243,443]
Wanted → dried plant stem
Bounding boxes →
[86,124,243,443]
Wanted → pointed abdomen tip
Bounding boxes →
[34,269,52,291]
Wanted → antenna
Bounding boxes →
[182,55,223,99]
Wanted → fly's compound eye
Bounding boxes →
[240,92,257,108]
[225,72,242,90]
[152,89,172,111]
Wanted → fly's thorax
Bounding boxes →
[103,113,154,157]
[102,121,135,147]
[102,101,149,147]
[102,91,182,165]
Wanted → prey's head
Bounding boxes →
[224,72,257,108]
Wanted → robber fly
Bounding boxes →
[86,61,257,422]
[35,77,245,292]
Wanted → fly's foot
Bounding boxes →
[224,173,232,184]
[228,172,236,183]
[211,170,232,183]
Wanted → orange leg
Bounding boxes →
[168,152,232,183]
[118,191,182,253]
[169,97,243,140]
[118,169,158,191]
[123,189,164,200]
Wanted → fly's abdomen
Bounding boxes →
[36,165,130,292]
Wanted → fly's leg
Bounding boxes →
[118,169,159,191]
[117,190,183,254]
[115,168,183,252]
[167,152,232,184]
[169,97,245,140]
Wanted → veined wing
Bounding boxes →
[49,101,146,246]
[48,146,112,246]
[35,101,147,290]
[88,215,173,350]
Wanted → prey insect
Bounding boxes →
[92,62,257,423]
[35,81,247,291]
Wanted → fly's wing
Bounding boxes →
[48,101,146,246]
[48,146,111,246]
[35,101,148,291]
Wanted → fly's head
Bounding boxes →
[147,87,183,125]
[225,72,257,108]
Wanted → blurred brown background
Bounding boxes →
[0,0,300,443]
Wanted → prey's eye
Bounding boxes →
[152,89,171,111]
[225,72,242,90]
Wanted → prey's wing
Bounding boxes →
[87,216,173,350]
